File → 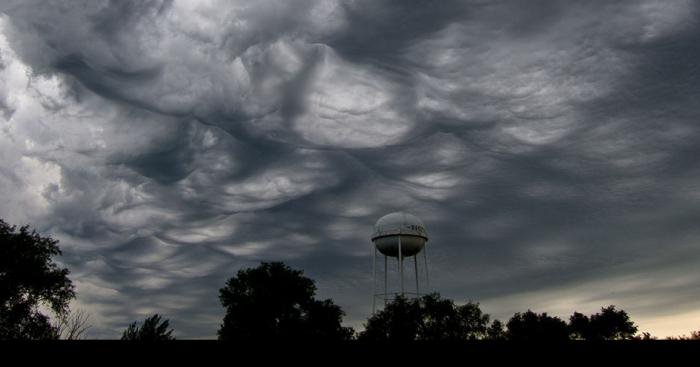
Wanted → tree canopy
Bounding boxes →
[361,297,642,342]
[359,293,493,341]
[121,314,175,341]
[568,305,638,340]
[0,219,75,340]
[218,261,353,340]
[486,319,507,340]
[506,310,569,341]
[359,295,423,341]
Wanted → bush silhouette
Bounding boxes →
[668,329,700,340]
[121,314,175,340]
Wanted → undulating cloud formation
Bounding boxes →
[1,0,699,338]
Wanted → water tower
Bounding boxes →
[371,211,429,313]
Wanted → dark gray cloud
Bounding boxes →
[1,0,700,338]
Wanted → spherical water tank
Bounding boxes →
[371,212,428,257]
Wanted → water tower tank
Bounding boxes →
[371,212,428,257]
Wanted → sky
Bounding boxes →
[1,0,699,339]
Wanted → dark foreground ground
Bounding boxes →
[2,340,698,364]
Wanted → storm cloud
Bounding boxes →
[1,0,700,338]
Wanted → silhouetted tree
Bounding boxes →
[121,314,175,340]
[419,294,463,340]
[302,299,355,340]
[0,219,75,340]
[486,319,507,340]
[506,310,569,341]
[218,262,353,340]
[568,312,591,340]
[568,306,638,340]
[359,295,423,341]
[589,305,637,340]
[457,301,491,339]
[360,293,491,341]
[55,309,92,340]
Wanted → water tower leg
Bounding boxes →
[398,235,404,296]
[414,254,420,296]
[372,246,377,315]
[384,255,388,307]
[423,243,429,290]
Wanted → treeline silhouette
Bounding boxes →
[359,295,640,341]
[1,218,699,341]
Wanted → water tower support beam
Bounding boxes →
[384,255,388,308]
[423,243,429,290]
[372,246,377,314]
[398,235,404,295]
[414,254,420,296]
